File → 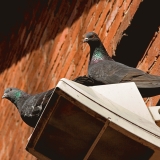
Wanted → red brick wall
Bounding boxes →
[0,0,142,159]
[138,29,160,106]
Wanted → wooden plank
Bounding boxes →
[83,120,110,160]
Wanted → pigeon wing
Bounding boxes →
[88,60,132,84]
[89,60,160,88]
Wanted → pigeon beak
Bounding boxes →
[83,37,89,43]
[2,93,7,99]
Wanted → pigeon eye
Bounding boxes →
[90,35,95,38]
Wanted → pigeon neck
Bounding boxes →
[11,92,28,111]
[89,41,111,64]
[13,98,22,111]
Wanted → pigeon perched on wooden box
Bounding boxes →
[2,75,102,127]
[83,31,160,97]
[2,87,54,128]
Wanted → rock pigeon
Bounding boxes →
[83,31,160,97]
[2,76,102,127]
[2,87,54,127]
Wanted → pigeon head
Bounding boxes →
[2,88,24,103]
[83,32,100,43]
[83,32,112,63]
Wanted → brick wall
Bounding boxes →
[137,29,160,106]
[0,0,146,159]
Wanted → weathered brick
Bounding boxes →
[138,31,160,71]
[137,32,160,107]
[94,0,111,33]
[65,61,75,79]
[104,5,124,54]
[70,18,82,45]
[57,40,77,79]
[0,0,143,159]
[146,96,160,107]
[83,4,96,31]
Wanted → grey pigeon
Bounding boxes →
[2,87,54,127]
[2,76,102,127]
[83,32,160,97]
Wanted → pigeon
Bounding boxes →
[2,87,54,127]
[2,76,102,127]
[83,31,160,97]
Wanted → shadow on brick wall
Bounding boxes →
[0,0,99,73]
[0,0,160,73]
